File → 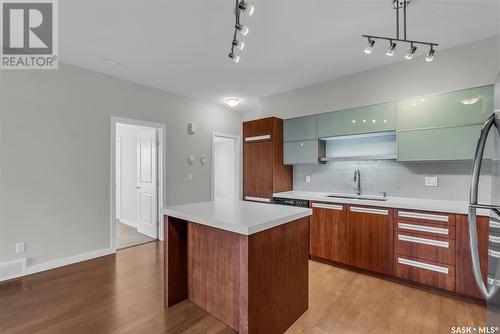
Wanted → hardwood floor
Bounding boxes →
[0,241,487,334]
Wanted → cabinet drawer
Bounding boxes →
[395,209,454,225]
[395,232,455,265]
[394,221,455,239]
[395,256,455,291]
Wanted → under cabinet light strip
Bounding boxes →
[312,203,343,210]
[397,223,449,235]
[398,234,449,248]
[398,257,449,274]
[398,211,449,222]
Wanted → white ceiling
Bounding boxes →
[61,1,500,112]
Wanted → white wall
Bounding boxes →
[0,63,241,268]
[213,137,236,200]
[244,36,500,121]
[115,123,153,227]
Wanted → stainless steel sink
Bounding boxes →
[325,194,388,201]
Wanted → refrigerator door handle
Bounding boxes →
[468,113,500,300]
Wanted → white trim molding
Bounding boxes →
[25,248,115,276]
[0,259,27,282]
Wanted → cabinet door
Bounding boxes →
[455,214,489,299]
[243,117,274,142]
[284,116,317,142]
[317,103,396,138]
[397,125,481,161]
[310,203,347,263]
[397,85,494,131]
[347,206,394,274]
[243,141,273,202]
[284,140,319,164]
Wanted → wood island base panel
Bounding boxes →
[164,215,309,334]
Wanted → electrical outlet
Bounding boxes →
[425,176,438,187]
[15,242,25,254]
[305,175,311,183]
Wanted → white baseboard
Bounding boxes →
[118,218,138,229]
[0,259,27,282]
[25,248,115,276]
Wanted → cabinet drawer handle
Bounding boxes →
[398,257,449,274]
[398,234,449,248]
[245,196,271,203]
[312,203,343,210]
[397,223,449,236]
[350,207,388,215]
[245,134,271,142]
[490,221,500,229]
[489,249,500,259]
[398,211,449,222]
[489,235,500,244]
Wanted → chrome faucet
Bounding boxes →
[353,169,361,196]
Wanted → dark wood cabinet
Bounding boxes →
[455,214,489,299]
[309,202,347,264]
[243,117,292,202]
[347,206,394,275]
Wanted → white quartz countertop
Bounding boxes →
[273,191,490,216]
[162,200,312,235]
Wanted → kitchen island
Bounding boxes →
[161,200,312,334]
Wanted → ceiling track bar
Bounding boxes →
[362,35,439,47]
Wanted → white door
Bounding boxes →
[137,129,158,238]
[213,135,239,200]
[115,137,122,221]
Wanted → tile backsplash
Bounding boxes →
[293,160,493,202]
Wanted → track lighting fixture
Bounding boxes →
[364,39,375,54]
[227,0,254,63]
[228,53,240,64]
[238,1,254,16]
[405,44,417,60]
[426,47,436,62]
[233,39,245,51]
[386,42,397,56]
[362,0,437,62]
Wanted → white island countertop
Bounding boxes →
[274,191,491,216]
[162,200,312,235]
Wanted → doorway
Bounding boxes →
[212,133,240,200]
[111,118,166,250]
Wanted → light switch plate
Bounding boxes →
[425,176,438,187]
[305,176,311,183]
[15,242,25,254]
[188,174,193,181]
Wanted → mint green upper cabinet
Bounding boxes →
[398,125,481,161]
[284,140,322,164]
[317,103,396,138]
[397,85,494,130]
[284,115,317,142]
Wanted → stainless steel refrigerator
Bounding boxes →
[468,72,500,320]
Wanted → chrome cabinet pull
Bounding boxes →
[312,203,343,210]
[398,211,449,222]
[244,196,271,203]
[244,134,271,142]
[350,207,388,216]
[397,223,449,235]
[398,257,449,274]
[398,234,449,248]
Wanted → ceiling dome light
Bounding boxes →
[426,47,436,62]
[225,98,240,107]
[238,1,254,16]
[232,39,245,51]
[386,42,397,56]
[236,24,249,36]
[404,45,417,60]
[228,53,240,63]
[364,39,375,54]
[461,97,480,105]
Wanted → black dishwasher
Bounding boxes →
[273,197,310,208]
